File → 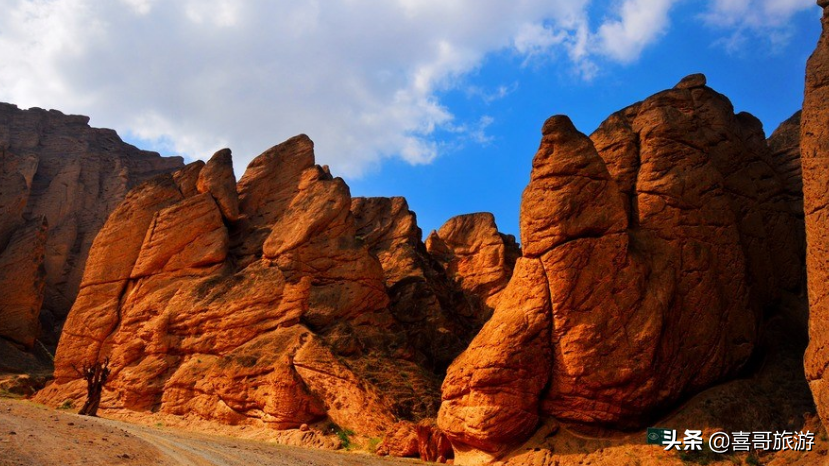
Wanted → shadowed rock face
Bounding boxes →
[803,0,829,430]
[0,103,183,355]
[426,213,520,324]
[0,217,48,349]
[766,111,808,331]
[351,197,477,372]
[36,137,492,436]
[769,111,804,209]
[439,75,803,459]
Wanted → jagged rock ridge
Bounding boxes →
[35,135,515,449]
[351,197,477,372]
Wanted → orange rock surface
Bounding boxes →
[439,75,803,458]
[439,258,552,456]
[803,0,829,431]
[426,213,519,323]
[0,103,182,358]
[36,135,490,441]
[351,197,479,371]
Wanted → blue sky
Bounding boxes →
[0,0,821,238]
[350,3,821,237]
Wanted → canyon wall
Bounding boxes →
[803,0,829,431]
[0,104,182,372]
[13,14,826,460]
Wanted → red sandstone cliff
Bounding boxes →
[0,103,182,373]
[35,137,508,450]
[803,0,829,432]
[438,75,804,463]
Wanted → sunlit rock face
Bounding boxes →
[36,135,501,438]
[426,212,520,325]
[803,0,829,431]
[439,74,803,460]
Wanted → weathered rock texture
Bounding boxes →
[35,136,490,439]
[376,419,453,462]
[351,197,476,371]
[0,217,47,349]
[439,75,803,459]
[0,103,182,354]
[439,258,552,457]
[767,111,808,331]
[803,0,829,431]
[426,213,520,323]
[769,111,804,212]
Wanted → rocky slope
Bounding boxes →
[438,75,805,463]
[34,136,514,449]
[0,103,182,372]
[803,0,829,432]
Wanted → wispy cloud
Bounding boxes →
[701,0,814,52]
[465,83,519,104]
[597,0,679,63]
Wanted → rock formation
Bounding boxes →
[803,0,829,431]
[439,258,552,458]
[0,217,47,349]
[351,197,476,371]
[769,111,804,210]
[376,420,452,462]
[36,136,485,443]
[426,213,520,323]
[439,74,804,461]
[767,111,808,330]
[0,103,182,359]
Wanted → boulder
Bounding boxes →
[376,419,452,462]
[377,422,420,457]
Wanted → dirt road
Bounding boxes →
[0,399,425,466]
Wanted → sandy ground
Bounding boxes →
[0,398,427,466]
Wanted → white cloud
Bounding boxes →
[0,0,590,177]
[702,0,814,51]
[0,0,726,178]
[465,82,519,104]
[597,0,679,63]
